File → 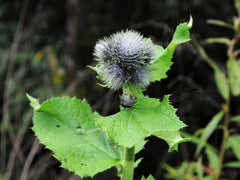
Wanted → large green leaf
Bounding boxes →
[30,96,123,177]
[97,94,186,150]
[150,17,192,82]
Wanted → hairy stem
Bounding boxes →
[121,146,135,180]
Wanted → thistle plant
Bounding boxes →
[94,30,157,109]
[27,17,192,180]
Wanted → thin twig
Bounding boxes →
[2,0,46,178]
[1,0,30,174]
[215,94,230,180]
[28,152,55,180]
[4,111,32,180]
[19,139,40,180]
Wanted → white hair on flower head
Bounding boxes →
[94,29,156,90]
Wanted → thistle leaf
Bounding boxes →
[153,131,189,152]
[97,94,186,150]
[141,175,155,180]
[31,97,123,177]
[26,93,40,110]
[151,17,192,82]
[168,16,192,51]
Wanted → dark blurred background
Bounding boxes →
[1,0,240,179]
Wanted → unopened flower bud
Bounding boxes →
[93,30,156,90]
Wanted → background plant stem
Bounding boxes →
[215,87,231,180]
[215,13,240,180]
[121,146,135,180]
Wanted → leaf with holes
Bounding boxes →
[29,96,123,177]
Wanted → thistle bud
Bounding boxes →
[93,30,156,90]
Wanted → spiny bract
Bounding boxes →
[93,30,156,90]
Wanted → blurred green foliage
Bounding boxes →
[1,0,240,179]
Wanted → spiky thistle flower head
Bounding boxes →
[93,30,156,90]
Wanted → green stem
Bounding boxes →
[215,97,230,180]
[121,86,136,180]
[121,146,135,180]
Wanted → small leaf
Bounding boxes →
[141,175,155,180]
[151,17,192,83]
[207,19,234,29]
[214,70,229,100]
[88,65,105,83]
[168,16,193,51]
[205,37,231,46]
[193,38,220,71]
[226,135,240,161]
[97,94,186,149]
[153,131,189,152]
[134,158,143,168]
[193,38,230,100]
[224,161,240,168]
[135,139,147,154]
[31,97,122,177]
[87,65,99,73]
[205,148,220,173]
[26,93,40,110]
[195,111,224,157]
[181,132,218,153]
[231,115,240,122]
[162,162,193,179]
[196,157,203,180]
[227,59,240,96]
